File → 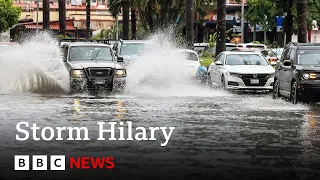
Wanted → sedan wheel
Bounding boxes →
[207,73,212,87]
[221,76,226,89]
[290,82,299,104]
[272,79,280,99]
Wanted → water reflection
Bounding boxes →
[113,99,126,120]
[70,98,85,121]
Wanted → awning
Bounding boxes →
[73,20,114,31]
[25,24,77,30]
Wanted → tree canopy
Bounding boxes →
[0,0,21,33]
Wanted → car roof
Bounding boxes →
[175,49,198,54]
[121,40,150,44]
[223,51,262,55]
[63,42,112,47]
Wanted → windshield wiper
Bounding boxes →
[91,49,100,61]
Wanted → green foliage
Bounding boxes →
[0,0,21,33]
[246,0,320,32]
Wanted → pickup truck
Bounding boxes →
[60,41,126,94]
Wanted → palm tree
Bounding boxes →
[215,0,226,55]
[108,0,130,39]
[297,0,307,43]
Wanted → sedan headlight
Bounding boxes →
[115,69,126,77]
[71,69,86,78]
[268,73,275,78]
[226,72,242,78]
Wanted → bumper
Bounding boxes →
[70,77,126,91]
[298,82,320,99]
[224,75,274,90]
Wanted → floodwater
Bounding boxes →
[0,32,320,179]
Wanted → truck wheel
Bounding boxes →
[272,79,280,99]
[290,81,299,104]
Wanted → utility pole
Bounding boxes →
[36,0,40,34]
[241,0,244,43]
[58,0,66,36]
[216,0,226,55]
[86,0,91,39]
[297,0,308,43]
[186,0,194,50]
[43,0,50,30]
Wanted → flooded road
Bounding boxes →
[1,33,320,179]
[1,89,320,179]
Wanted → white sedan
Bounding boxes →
[207,51,275,91]
[175,49,208,83]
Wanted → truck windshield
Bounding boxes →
[298,50,320,65]
[69,46,113,61]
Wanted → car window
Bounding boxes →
[225,54,269,66]
[297,50,320,65]
[179,52,198,61]
[214,53,222,62]
[281,47,290,61]
[69,46,113,61]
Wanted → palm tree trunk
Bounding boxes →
[216,0,226,55]
[131,8,137,39]
[86,0,90,39]
[297,0,308,43]
[58,0,66,36]
[285,0,293,44]
[186,0,194,49]
[43,0,50,30]
[122,1,130,40]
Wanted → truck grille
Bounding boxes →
[87,68,114,77]
[240,74,268,86]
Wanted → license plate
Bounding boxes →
[250,79,259,84]
[95,80,105,84]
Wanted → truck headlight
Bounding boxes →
[71,69,85,78]
[115,69,126,77]
[303,73,310,79]
[303,73,317,79]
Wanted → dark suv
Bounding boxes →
[273,42,320,104]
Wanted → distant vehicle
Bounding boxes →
[207,51,275,91]
[175,49,208,84]
[194,43,209,56]
[273,42,320,104]
[260,49,278,65]
[112,40,153,66]
[272,48,284,60]
[237,43,267,50]
[60,41,126,94]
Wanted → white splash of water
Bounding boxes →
[0,32,69,94]
[125,29,231,97]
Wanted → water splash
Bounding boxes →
[0,32,69,94]
[125,28,229,97]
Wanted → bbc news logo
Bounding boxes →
[14,155,115,170]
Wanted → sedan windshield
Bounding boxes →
[69,46,113,61]
[298,50,320,65]
[120,43,147,56]
[226,54,269,66]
